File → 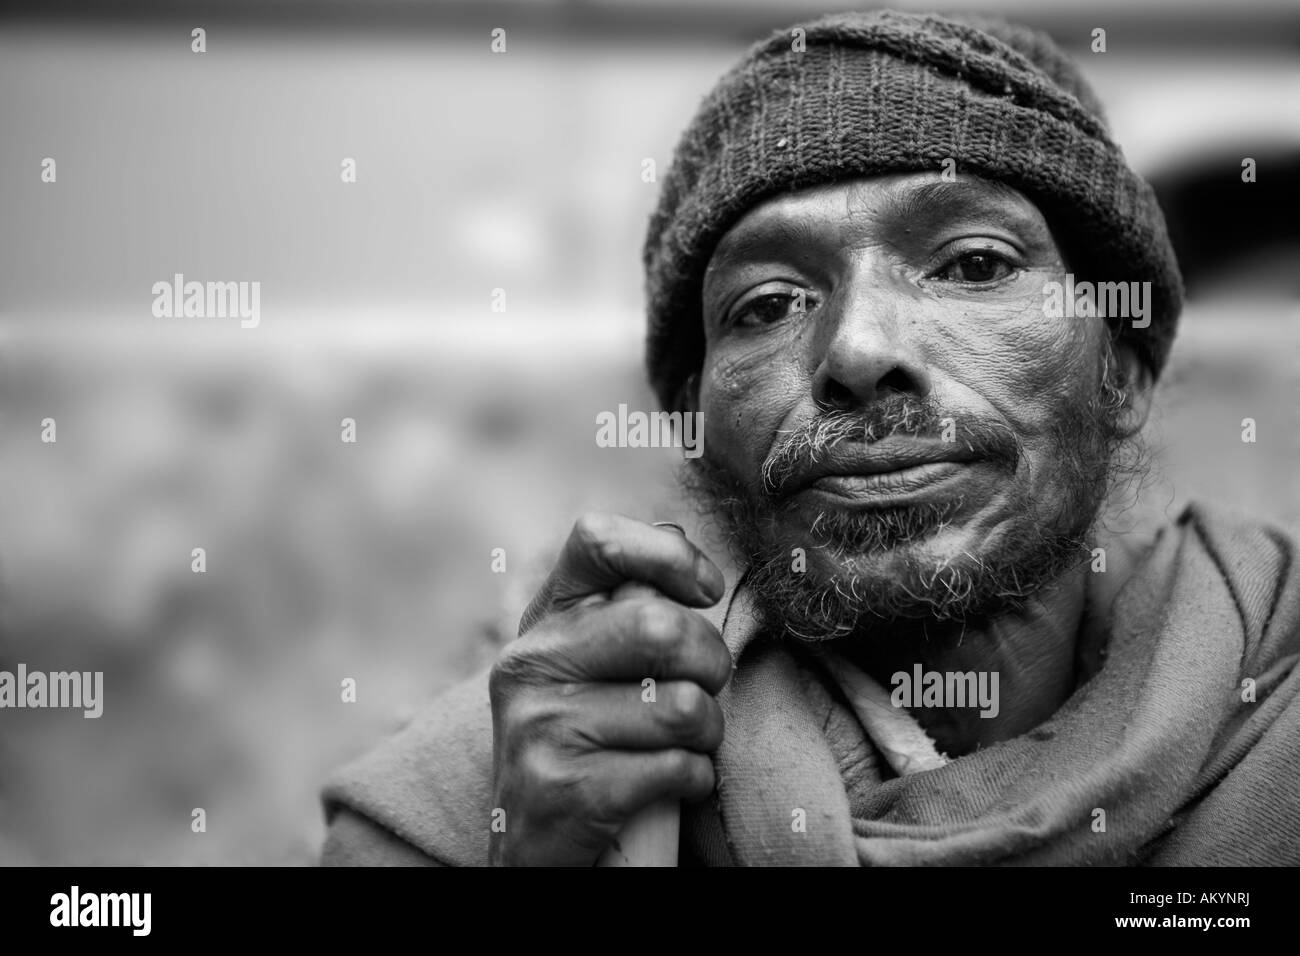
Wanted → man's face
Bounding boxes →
[687,172,1142,637]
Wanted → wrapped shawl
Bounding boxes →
[320,502,1300,866]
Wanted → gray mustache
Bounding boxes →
[761,397,1023,497]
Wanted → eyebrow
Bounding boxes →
[880,178,1041,233]
[709,215,827,269]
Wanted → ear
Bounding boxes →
[673,372,701,415]
[1110,339,1155,438]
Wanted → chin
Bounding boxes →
[802,528,969,582]
[776,510,1029,617]
[787,493,1011,559]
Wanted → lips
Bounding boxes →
[779,437,983,499]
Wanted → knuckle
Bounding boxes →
[664,681,708,734]
[668,750,715,797]
[688,754,717,797]
[662,748,692,780]
[572,511,614,554]
[488,647,533,699]
[517,746,573,798]
[500,680,591,753]
[505,693,560,737]
[633,599,682,653]
[590,534,624,575]
[487,658,515,703]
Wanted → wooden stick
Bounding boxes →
[597,796,680,867]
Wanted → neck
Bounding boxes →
[832,563,1091,758]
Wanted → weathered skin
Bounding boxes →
[488,172,1155,865]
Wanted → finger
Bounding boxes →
[609,523,688,602]
[561,681,724,753]
[579,749,717,825]
[527,514,725,627]
[610,580,660,601]
[519,598,734,693]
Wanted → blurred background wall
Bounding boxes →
[1,0,1297,864]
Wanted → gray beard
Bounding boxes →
[680,353,1139,641]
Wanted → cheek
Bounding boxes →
[929,295,1104,439]
[700,337,806,480]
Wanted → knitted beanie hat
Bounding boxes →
[643,9,1184,411]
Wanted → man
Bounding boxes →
[321,10,1300,865]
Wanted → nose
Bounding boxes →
[810,274,931,409]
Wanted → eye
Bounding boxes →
[932,250,1016,284]
[730,289,810,328]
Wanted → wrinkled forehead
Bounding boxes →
[705,172,1052,275]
